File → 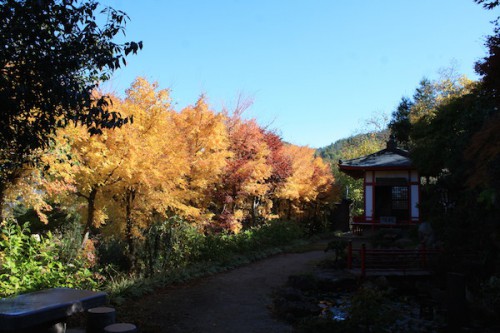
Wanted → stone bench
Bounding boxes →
[0,288,107,333]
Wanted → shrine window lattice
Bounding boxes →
[392,186,408,210]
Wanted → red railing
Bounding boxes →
[350,217,419,235]
[347,241,441,276]
[352,216,419,225]
[352,216,366,223]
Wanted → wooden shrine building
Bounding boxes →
[339,139,420,228]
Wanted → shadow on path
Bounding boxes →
[120,242,334,333]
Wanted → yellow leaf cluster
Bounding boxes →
[38,77,334,238]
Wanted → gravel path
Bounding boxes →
[119,243,333,333]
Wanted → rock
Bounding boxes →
[316,276,357,293]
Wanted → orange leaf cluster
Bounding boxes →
[42,78,335,239]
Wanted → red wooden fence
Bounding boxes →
[347,241,441,276]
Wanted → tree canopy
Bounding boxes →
[0,0,142,144]
[474,1,500,106]
[37,78,335,247]
[0,0,142,219]
[379,1,500,278]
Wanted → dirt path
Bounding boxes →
[119,242,333,333]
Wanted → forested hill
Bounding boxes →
[316,129,390,165]
[314,129,389,215]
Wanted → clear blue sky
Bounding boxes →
[100,0,498,148]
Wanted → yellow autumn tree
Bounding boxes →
[42,95,129,241]
[276,145,333,220]
[99,78,190,256]
[41,78,336,241]
[1,158,52,223]
[172,96,231,226]
[43,78,190,252]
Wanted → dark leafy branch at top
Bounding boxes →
[474,0,500,9]
[0,0,142,220]
[0,0,142,154]
[474,0,500,106]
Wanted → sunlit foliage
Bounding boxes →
[38,77,334,251]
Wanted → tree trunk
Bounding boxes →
[82,187,98,246]
[125,188,136,269]
[250,196,258,227]
[0,183,5,222]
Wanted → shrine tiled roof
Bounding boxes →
[339,147,412,169]
[338,140,414,178]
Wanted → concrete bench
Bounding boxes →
[0,288,107,333]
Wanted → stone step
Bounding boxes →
[104,323,138,333]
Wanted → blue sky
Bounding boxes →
[100,0,498,148]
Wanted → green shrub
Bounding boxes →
[480,276,500,320]
[104,218,308,300]
[324,237,348,261]
[0,219,99,297]
[199,232,232,262]
[137,217,306,268]
[136,216,204,276]
[97,237,131,273]
[198,219,305,262]
[348,286,397,332]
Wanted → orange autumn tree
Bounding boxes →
[261,129,293,219]
[173,96,231,226]
[275,145,334,221]
[209,106,335,231]
[42,77,335,240]
[215,114,272,232]
[307,154,338,223]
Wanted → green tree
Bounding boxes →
[411,90,494,179]
[465,112,500,203]
[335,133,386,215]
[410,85,497,276]
[320,130,388,216]
[0,0,142,220]
[410,78,437,123]
[474,0,500,107]
[388,74,476,153]
[388,97,413,148]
